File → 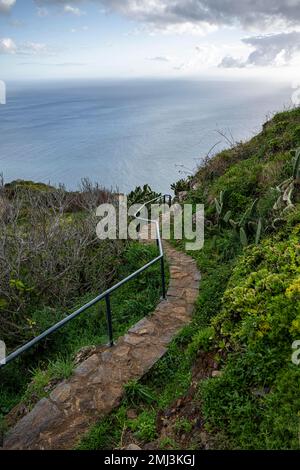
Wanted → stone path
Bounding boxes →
[3,242,200,450]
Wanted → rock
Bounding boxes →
[73,354,100,378]
[74,346,97,365]
[143,441,158,450]
[127,409,138,420]
[50,383,72,404]
[212,370,223,378]
[3,398,62,450]
[4,403,29,429]
[129,318,155,335]
[126,444,142,451]
[123,334,145,346]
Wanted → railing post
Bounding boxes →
[105,294,114,347]
[161,255,166,299]
[136,211,141,234]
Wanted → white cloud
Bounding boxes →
[98,0,300,32]
[219,31,300,67]
[20,42,50,55]
[0,37,52,56]
[0,0,16,14]
[35,1,300,36]
[219,55,246,68]
[0,37,17,53]
[64,4,85,16]
[148,56,170,62]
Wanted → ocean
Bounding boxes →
[0,79,294,193]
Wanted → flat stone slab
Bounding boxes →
[2,241,200,450]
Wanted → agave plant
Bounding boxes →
[128,184,161,206]
[228,199,262,247]
[273,148,300,213]
[214,190,231,228]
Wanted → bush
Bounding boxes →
[201,214,300,449]
[0,179,122,349]
[128,410,157,442]
[187,327,215,359]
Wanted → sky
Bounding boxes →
[0,0,300,81]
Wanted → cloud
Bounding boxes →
[18,61,87,67]
[37,7,49,17]
[20,42,50,55]
[0,37,17,53]
[148,56,169,62]
[9,18,25,27]
[0,0,15,14]
[219,31,300,67]
[45,1,300,30]
[219,55,245,68]
[0,37,52,56]
[35,1,87,16]
[243,31,300,66]
[70,25,89,32]
[64,4,85,16]
[35,1,300,35]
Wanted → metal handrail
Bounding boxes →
[1,194,172,368]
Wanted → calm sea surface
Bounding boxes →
[0,79,293,192]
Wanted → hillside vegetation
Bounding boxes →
[80,107,300,450]
[0,180,163,425]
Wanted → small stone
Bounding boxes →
[143,441,158,450]
[74,354,100,377]
[129,318,154,334]
[126,444,142,451]
[138,328,150,335]
[123,334,144,346]
[212,370,223,378]
[50,383,71,403]
[74,346,97,365]
[127,409,138,420]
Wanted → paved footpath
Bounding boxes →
[3,242,200,450]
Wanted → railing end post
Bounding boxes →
[105,294,114,348]
[161,255,166,300]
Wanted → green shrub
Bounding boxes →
[187,327,215,358]
[128,410,157,442]
[200,215,300,449]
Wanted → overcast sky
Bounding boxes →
[0,0,300,80]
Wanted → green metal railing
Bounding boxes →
[0,194,172,368]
